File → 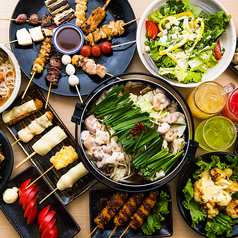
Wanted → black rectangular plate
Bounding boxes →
[89,185,173,238]
[0,166,80,238]
[2,85,98,205]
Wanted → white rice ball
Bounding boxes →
[68,75,79,86]
[61,54,71,65]
[66,64,75,75]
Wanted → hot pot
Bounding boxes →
[72,72,198,192]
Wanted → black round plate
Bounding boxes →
[0,130,14,192]
[9,0,137,96]
[177,152,238,238]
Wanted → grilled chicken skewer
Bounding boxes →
[108,192,145,238]
[119,190,160,238]
[81,0,111,35]
[75,0,88,27]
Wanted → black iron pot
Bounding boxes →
[71,72,198,192]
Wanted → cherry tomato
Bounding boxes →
[100,41,112,54]
[24,196,38,218]
[19,179,31,197]
[47,224,58,238]
[91,45,101,57]
[146,20,158,40]
[27,204,38,225]
[39,210,56,233]
[38,205,51,225]
[22,188,37,210]
[19,184,35,206]
[80,45,91,57]
[41,218,56,238]
[214,40,222,60]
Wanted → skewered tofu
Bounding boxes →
[16,28,32,46]
[32,126,67,156]
[50,145,78,170]
[29,26,44,42]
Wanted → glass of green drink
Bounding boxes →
[195,116,237,151]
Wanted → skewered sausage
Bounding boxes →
[17,111,53,143]
[113,193,144,227]
[94,191,128,229]
[2,99,43,126]
[130,190,159,230]
[32,126,67,156]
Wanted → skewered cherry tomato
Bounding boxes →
[80,45,91,57]
[100,41,112,54]
[38,205,51,225]
[41,218,56,238]
[146,20,158,40]
[27,204,38,225]
[19,179,31,197]
[39,210,56,233]
[214,40,222,60]
[91,45,101,57]
[47,224,58,238]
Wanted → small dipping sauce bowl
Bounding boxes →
[53,23,84,55]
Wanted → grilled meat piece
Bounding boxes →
[29,14,39,25]
[41,14,52,27]
[15,14,27,24]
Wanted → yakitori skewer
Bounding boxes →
[68,75,83,103]
[15,126,67,168]
[39,161,89,204]
[84,18,140,46]
[26,145,78,188]
[108,192,144,238]
[119,190,159,238]
[22,37,53,99]
[81,0,112,34]
[87,191,128,238]
[75,0,88,27]
[11,111,53,146]
[0,13,42,24]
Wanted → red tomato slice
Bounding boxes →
[24,196,38,218]
[39,210,56,233]
[47,224,58,238]
[22,188,38,210]
[146,20,158,40]
[38,205,51,225]
[214,40,222,60]
[27,204,38,225]
[80,45,91,57]
[19,184,35,206]
[41,218,56,238]
[19,179,31,197]
[100,41,112,54]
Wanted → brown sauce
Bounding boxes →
[56,27,82,52]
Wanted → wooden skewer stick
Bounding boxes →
[119,224,130,238]
[86,226,99,238]
[111,40,136,48]
[39,187,58,204]
[27,166,54,189]
[11,138,21,146]
[106,72,121,81]
[102,0,112,10]
[75,85,83,103]
[22,71,36,99]
[123,17,141,26]
[108,226,118,238]
[45,82,52,109]
[15,151,37,169]
[4,39,18,45]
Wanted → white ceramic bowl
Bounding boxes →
[136,0,236,88]
[0,43,21,113]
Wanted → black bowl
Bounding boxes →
[177,151,238,238]
[0,130,14,192]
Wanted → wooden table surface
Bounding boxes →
[0,0,238,237]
